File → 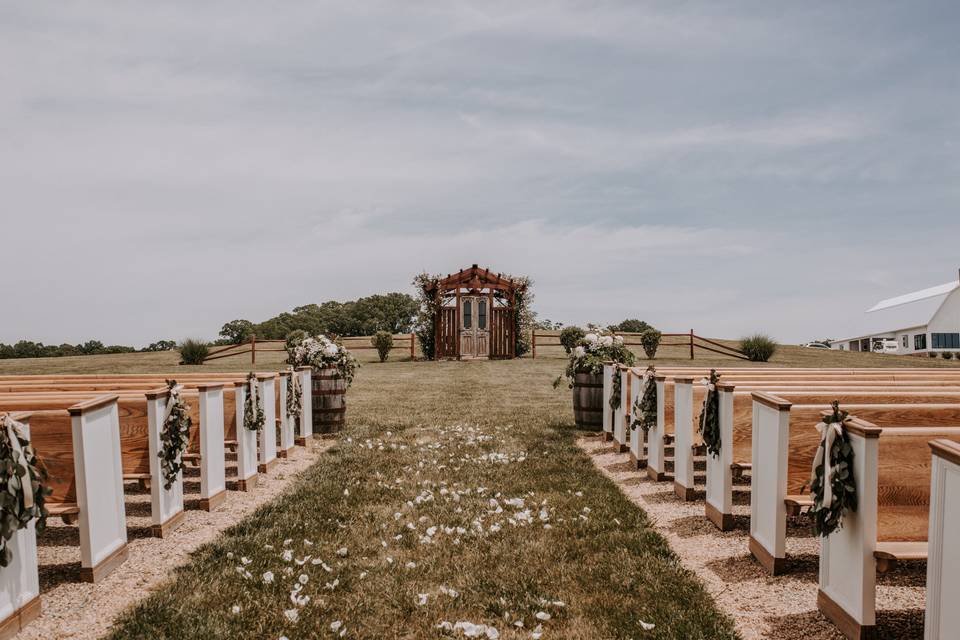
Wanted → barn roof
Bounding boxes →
[834,279,959,342]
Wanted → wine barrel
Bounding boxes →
[311,366,346,434]
[572,371,604,430]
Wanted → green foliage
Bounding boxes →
[286,372,303,423]
[158,381,191,490]
[808,402,858,537]
[559,326,586,354]
[609,319,654,334]
[512,276,535,357]
[372,331,394,362]
[178,339,209,365]
[942,351,954,360]
[555,326,636,388]
[698,370,721,458]
[640,329,662,359]
[219,319,255,345]
[928,352,939,358]
[630,367,658,433]
[248,293,419,341]
[741,333,778,362]
[0,338,144,359]
[285,330,308,361]
[242,373,266,432]
[0,416,49,567]
[412,272,442,360]
[609,368,621,411]
[143,340,177,352]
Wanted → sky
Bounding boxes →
[2,1,958,347]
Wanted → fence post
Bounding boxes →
[410,333,415,359]
[532,332,537,359]
[251,333,257,365]
[689,329,694,360]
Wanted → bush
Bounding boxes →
[942,351,954,360]
[178,339,209,365]
[559,326,586,354]
[741,334,777,362]
[640,329,662,359]
[372,331,394,362]
[609,319,654,334]
[929,352,939,358]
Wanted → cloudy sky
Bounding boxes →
[2,2,958,346]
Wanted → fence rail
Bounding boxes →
[530,329,748,361]
[201,333,417,365]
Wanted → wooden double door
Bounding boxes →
[459,296,490,359]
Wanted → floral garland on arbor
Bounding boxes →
[631,366,658,433]
[0,414,49,567]
[158,380,191,490]
[698,369,721,458]
[609,368,622,411]
[553,326,636,389]
[243,372,265,432]
[286,334,358,387]
[808,401,858,537]
[286,368,303,424]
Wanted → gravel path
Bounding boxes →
[579,436,927,640]
[22,441,332,640]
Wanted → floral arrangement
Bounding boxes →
[287,334,358,387]
[286,368,303,423]
[609,368,622,411]
[697,369,721,458]
[0,413,49,567]
[808,401,858,537]
[243,372,265,432]
[158,380,191,490]
[630,366,657,433]
[554,326,636,388]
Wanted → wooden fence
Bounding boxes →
[202,333,417,364]
[530,329,748,360]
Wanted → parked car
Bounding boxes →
[803,342,830,349]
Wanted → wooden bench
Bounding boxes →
[8,397,129,584]
[924,439,960,639]
[817,420,960,639]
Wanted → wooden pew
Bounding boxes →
[924,439,960,639]
[816,419,960,639]
[749,394,960,573]
[10,397,129,583]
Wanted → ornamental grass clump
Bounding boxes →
[740,333,777,362]
[287,333,359,386]
[178,338,209,365]
[371,331,394,362]
[553,326,635,388]
[640,329,661,359]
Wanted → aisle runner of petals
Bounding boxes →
[219,424,655,638]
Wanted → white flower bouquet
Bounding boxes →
[287,334,359,386]
[554,325,635,388]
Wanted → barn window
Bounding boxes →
[915,334,927,350]
[902,335,909,348]
[932,333,960,349]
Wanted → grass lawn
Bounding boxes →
[1,344,953,638]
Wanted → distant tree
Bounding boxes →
[143,340,177,352]
[609,319,654,334]
[12,341,43,359]
[220,319,255,344]
[77,340,105,355]
[534,319,563,330]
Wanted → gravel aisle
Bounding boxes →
[21,441,332,640]
[579,436,927,640]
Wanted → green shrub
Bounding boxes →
[640,329,662,359]
[372,330,394,362]
[741,334,777,362]
[178,339,209,365]
[942,351,954,360]
[559,326,586,354]
[929,352,939,358]
[609,319,654,334]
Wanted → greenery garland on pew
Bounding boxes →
[243,372,265,432]
[609,368,622,412]
[0,414,49,567]
[698,369,721,458]
[808,401,857,537]
[630,366,657,433]
[158,380,191,491]
[286,369,302,423]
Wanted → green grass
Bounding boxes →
[87,357,738,639]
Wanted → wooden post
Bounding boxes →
[251,333,257,365]
[532,331,537,359]
[689,329,694,360]
[409,333,415,359]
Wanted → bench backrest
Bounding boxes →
[26,410,77,504]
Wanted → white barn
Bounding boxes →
[831,271,960,355]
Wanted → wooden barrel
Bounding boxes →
[572,371,604,430]
[311,366,346,434]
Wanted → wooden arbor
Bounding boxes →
[426,265,524,360]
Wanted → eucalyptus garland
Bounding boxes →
[158,380,191,490]
[697,369,721,458]
[808,401,858,537]
[243,372,265,432]
[609,368,622,412]
[630,366,658,433]
[0,414,50,567]
[286,370,303,423]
